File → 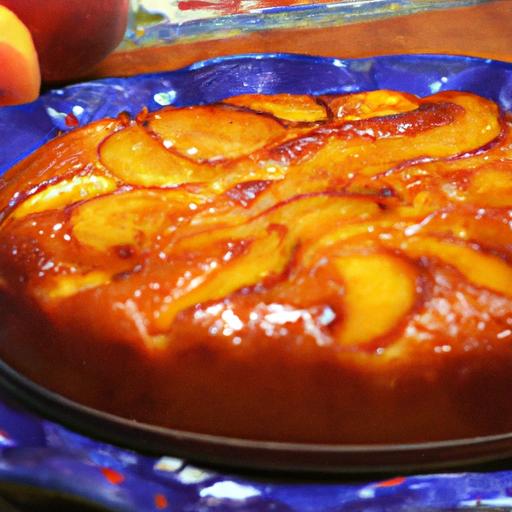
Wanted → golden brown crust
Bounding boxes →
[1,90,512,444]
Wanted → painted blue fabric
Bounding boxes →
[1,53,512,511]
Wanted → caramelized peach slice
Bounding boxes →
[404,236,512,298]
[147,105,286,161]
[418,209,512,253]
[382,121,512,189]
[44,271,111,300]
[419,91,501,155]
[99,125,217,187]
[177,194,380,251]
[190,91,500,200]
[326,90,419,120]
[223,94,327,122]
[269,194,381,241]
[218,92,502,197]
[334,253,417,345]
[153,229,290,331]
[320,92,500,178]
[154,195,380,330]
[302,220,398,265]
[10,174,117,221]
[0,5,40,106]
[0,120,120,217]
[466,164,512,207]
[71,189,204,252]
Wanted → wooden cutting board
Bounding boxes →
[90,0,511,78]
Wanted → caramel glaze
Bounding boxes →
[1,90,512,444]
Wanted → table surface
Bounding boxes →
[90,0,512,78]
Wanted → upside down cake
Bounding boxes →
[0,89,512,445]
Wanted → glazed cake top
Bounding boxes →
[0,90,511,363]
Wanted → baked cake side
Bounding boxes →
[0,90,511,444]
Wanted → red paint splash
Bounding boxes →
[178,0,342,14]
[178,0,240,12]
[155,493,169,509]
[375,476,406,488]
[100,467,125,485]
[65,112,79,127]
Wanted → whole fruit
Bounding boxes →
[0,0,129,83]
[0,5,39,105]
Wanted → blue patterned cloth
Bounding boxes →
[1,53,512,511]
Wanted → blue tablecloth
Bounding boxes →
[1,53,512,511]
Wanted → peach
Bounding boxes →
[99,125,216,187]
[0,0,129,83]
[148,105,287,161]
[467,164,512,207]
[0,5,40,106]
[48,271,111,300]
[151,194,380,330]
[333,253,417,346]
[0,119,121,217]
[11,175,117,221]
[153,229,289,331]
[71,189,205,252]
[404,236,512,298]
[224,94,328,122]
[175,194,380,253]
[325,90,419,120]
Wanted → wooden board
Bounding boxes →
[90,0,512,78]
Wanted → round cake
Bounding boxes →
[0,89,511,444]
